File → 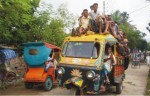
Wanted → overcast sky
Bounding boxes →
[41,0,150,41]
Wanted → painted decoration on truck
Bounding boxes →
[71,69,82,77]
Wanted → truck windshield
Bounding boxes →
[62,42,100,58]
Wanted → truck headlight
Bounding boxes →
[86,71,96,79]
[57,67,65,75]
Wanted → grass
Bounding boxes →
[145,69,150,95]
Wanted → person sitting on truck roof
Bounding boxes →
[103,15,115,34]
[112,21,119,37]
[78,9,91,34]
[89,3,102,34]
[101,15,107,33]
[123,39,130,70]
[100,15,111,34]
[89,5,94,16]
[78,12,84,26]
[118,29,124,42]
[108,21,123,42]
[122,31,127,39]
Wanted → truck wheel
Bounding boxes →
[75,88,84,96]
[25,82,34,89]
[116,82,123,94]
[43,76,53,91]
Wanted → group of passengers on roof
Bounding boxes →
[72,3,127,43]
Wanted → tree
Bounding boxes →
[0,0,40,46]
[148,42,150,51]
[111,10,129,24]
[27,3,75,47]
[57,3,76,32]
[111,10,122,23]
[146,23,150,32]
[0,1,75,48]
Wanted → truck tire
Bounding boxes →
[75,88,85,96]
[43,76,53,91]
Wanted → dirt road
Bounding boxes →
[0,64,149,95]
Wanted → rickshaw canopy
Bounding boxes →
[23,42,53,67]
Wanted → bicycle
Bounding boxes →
[0,62,18,89]
[131,60,140,68]
[0,70,17,89]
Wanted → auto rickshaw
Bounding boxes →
[57,33,126,95]
[23,42,61,91]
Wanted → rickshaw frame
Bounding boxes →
[23,42,61,91]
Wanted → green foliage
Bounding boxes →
[0,1,75,49]
[148,42,150,51]
[28,3,75,47]
[0,0,40,46]
[145,71,150,95]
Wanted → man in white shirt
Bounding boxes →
[89,3,102,34]
[89,5,94,17]
[45,57,53,71]
[146,53,150,67]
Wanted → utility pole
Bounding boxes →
[103,1,105,15]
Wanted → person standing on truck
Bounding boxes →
[100,46,115,92]
[103,46,115,83]
[146,53,150,67]
[123,39,130,70]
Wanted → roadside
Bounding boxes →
[145,66,150,95]
[0,64,149,95]
[120,64,149,95]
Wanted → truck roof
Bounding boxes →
[64,33,118,43]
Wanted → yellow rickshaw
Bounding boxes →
[57,33,125,95]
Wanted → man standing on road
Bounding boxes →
[146,53,150,67]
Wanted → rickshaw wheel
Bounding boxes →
[116,81,123,94]
[25,82,34,89]
[2,72,17,88]
[43,76,53,91]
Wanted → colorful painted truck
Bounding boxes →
[57,34,126,95]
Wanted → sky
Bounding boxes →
[40,0,150,41]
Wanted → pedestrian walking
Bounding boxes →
[146,53,150,67]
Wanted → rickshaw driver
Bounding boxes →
[45,57,53,72]
[45,50,58,72]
